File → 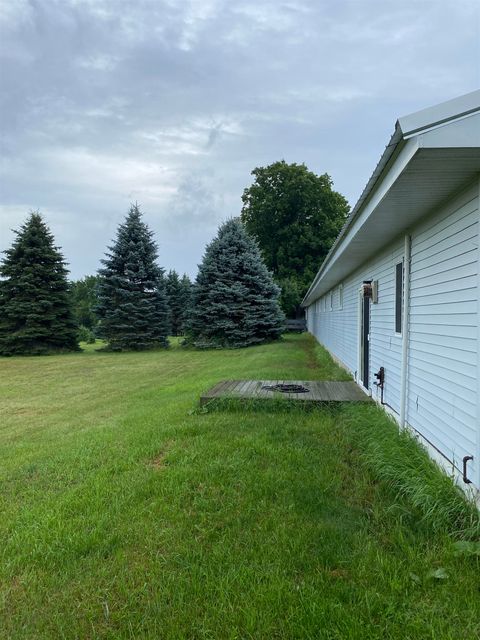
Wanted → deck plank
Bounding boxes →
[258,381,272,398]
[208,380,227,397]
[201,379,371,405]
[221,380,236,396]
[236,380,250,395]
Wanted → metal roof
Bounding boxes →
[398,89,480,136]
[302,90,480,307]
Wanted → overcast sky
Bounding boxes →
[1,0,479,279]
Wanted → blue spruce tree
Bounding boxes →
[165,270,193,336]
[96,204,169,351]
[0,213,79,356]
[165,270,184,336]
[188,218,284,347]
[179,273,193,333]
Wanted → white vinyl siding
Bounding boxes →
[306,181,479,486]
[407,184,479,482]
[308,238,405,411]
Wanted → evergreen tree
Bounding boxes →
[96,204,169,351]
[165,270,183,336]
[179,273,193,333]
[165,270,193,335]
[0,212,79,356]
[188,218,284,348]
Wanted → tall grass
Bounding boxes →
[339,404,480,539]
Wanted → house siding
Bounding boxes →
[307,238,405,411]
[307,181,479,486]
[407,184,479,484]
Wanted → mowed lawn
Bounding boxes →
[1,335,479,639]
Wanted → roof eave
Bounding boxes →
[301,123,404,307]
[302,90,480,308]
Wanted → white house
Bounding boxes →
[303,90,480,493]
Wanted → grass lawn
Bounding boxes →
[1,334,479,639]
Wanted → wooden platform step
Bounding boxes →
[200,380,370,405]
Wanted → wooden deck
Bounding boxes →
[200,380,370,405]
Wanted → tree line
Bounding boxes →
[0,161,348,356]
[71,270,193,343]
[0,206,284,355]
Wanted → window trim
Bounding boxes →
[338,284,343,310]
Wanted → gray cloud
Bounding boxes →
[1,0,479,279]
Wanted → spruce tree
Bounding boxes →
[188,218,285,348]
[165,271,193,336]
[179,273,193,333]
[0,212,79,356]
[165,270,184,336]
[96,204,169,351]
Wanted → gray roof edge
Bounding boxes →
[301,124,404,306]
[398,89,480,137]
[301,89,480,307]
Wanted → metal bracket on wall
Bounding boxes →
[462,455,474,484]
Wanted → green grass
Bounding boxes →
[0,334,478,639]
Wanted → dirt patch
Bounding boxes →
[147,441,172,470]
[327,568,350,580]
[149,453,166,470]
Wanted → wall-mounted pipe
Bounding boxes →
[399,234,411,427]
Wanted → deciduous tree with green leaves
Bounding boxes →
[0,212,79,356]
[187,218,284,348]
[96,204,169,351]
[70,275,100,330]
[241,160,349,316]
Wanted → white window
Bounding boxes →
[329,291,333,311]
[338,284,343,310]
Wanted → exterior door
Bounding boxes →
[362,296,370,389]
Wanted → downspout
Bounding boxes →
[476,175,480,489]
[399,233,411,428]
[356,288,363,385]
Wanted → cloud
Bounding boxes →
[168,172,225,228]
[0,0,478,279]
